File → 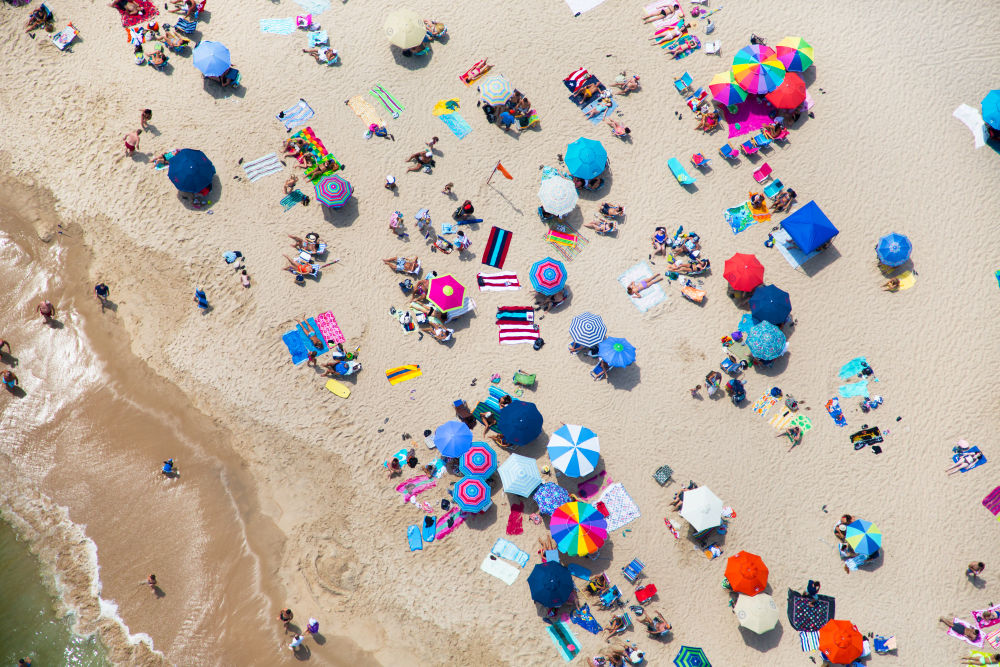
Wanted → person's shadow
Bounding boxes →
[152,585,165,598]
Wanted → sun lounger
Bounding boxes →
[740,140,759,156]
[591,361,609,381]
[763,179,784,199]
[752,132,772,149]
[752,162,773,183]
[622,558,645,583]
[720,357,744,376]
[719,143,739,160]
[667,158,696,185]
[635,583,657,604]
[674,72,693,95]
[174,17,197,34]
[704,40,721,55]
[599,585,623,609]
[770,127,790,142]
[544,549,560,563]
[686,88,709,112]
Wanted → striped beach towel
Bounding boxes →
[259,17,297,34]
[277,99,315,131]
[386,365,422,385]
[477,272,520,291]
[347,95,384,128]
[546,229,576,247]
[544,229,589,261]
[563,67,590,93]
[496,306,533,323]
[800,631,820,652]
[482,227,513,268]
[768,407,794,430]
[491,538,530,567]
[499,324,540,345]
[370,84,404,117]
[242,153,283,183]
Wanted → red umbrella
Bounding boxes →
[723,253,765,291]
[724,551,769,595]
[765,71,806,109]
[818,620,863,665]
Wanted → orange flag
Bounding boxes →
[496,162,514,180]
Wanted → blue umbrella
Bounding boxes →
[746,321,787,361]
[192,41,232,77]
[598,337,636,368]
[564,137,608,180]
[496,401,543,446]
[498,453,543,497]
[532,482,571,515]
[569,312,606,347]
[983,90,1000,130]
[749,285,792,325]
[875,233,912,267]
[167,149,216,193]
[527,561,574,607]
[547,424,600,478]
[780,201,839,254]
[674,646,711,667]
[434,420,473,457]
[529,257,567,296]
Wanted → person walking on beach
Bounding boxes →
[278,608,294,630]
[289,634,304,651]
[139,108,152,130]
[124,129,142,157]
[94,282,110,312]
[36,300,55,324]
[146,573,159,594]
[193,288,208,310]
[3,370,18,392]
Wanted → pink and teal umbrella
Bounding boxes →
[314,175,352,208]
[709,71,748,106]
[775,37,814,72]
[732,44,786,95]
[550,501,607,556]
[529,257,567,296]
[453,477,492,513]
[427,274,465,313]
[459,442,497,478]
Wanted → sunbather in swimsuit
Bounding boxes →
[627,273,664,297]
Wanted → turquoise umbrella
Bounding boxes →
[746,321,787,361]
[564,138,607,180]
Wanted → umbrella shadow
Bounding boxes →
[391,48,433,70]
[175,173,223,210]
[322,197,360,227]
[515,430,552,460]
[607,364,640,391]
[575,171,613,202]
[739,622,783,651]
[798,246,841,277]
[753,353,790,377]
[201,77,247,101]
[464,503,498,530]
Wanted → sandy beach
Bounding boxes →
[2,0,1000,664]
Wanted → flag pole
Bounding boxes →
[485,160,500,186]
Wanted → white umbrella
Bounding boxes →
[538,176,578,216]
[498,454,543,497]
[679,486,723,532]
[734,593,779,633]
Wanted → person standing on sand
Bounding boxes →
[146,573,158,593]
[279,608,294,630]
[94,282,110,312]
[194,288,208,310]
[3,370,18,391]
[139,109,152,130]
[289,634,304,651]
[36,300,55,324]
[967,562,986,578]
[0,338,11,356]
[124,129,142,157]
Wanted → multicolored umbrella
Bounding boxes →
[538,175,578,216]
[876,233,912,267]
[167,149,215,193]
[569,312,606,347]
[434,420,473,458]
[550,501,607,556]
[597,337,636,368]
[765,71,806,109]
[383,8,425,49]
[527,561,574,607]
[723,253,765,291]
[746,321,787,361]
[452,477,492,513]
[547,424,600,478]
[427,274,465,312]
[459,442,497,478]
[732,44,786,94]
[532,482,571,515]
[749,285,792,325]
[983,90,1000,130]
[479,74,514,105]
[496,401,543,446]
[673,646,711,667]
[192,41,231,77]
[775,36,814,72]
[679,486,723,532]
[529,257,567,295]
[725,551,769,596]
[498,453,542,497]
[818,620,863,665]
[564,138,608,180]
[314,175,353,208]
[844,519,882,557]
[734,593,779,634]
[709,71,748,106]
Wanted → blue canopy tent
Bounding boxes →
[780,201,838,254]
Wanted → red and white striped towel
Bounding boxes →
[564,67,590,92]
[477,272,521,291]
[499,324,540,345]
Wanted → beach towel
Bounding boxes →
[725,203,758,235]
[545,226,590,261]
[723,96,773,139]
[477,272,521,291]
[597,483,641,531]
[385,448,407,470]
[495,306,534,323]
[308,31,329,47]
[563,67,589,93]
[480,554,520,585]
[580,97,617,124]
[663,517,681,539]
[570,604,603,635]
[280,189,306,211]
[788,589,836,631]
[116,0,157,27]
[435,507,468,540]
[51,23,79,50]
[259,17,296,34]
[953,104,988,149]
[987,628,1000,649]
[347,95,384,129]
[773,228,822,269]
[799,631,820,652]
[567,563,591,581]
[954,446,988,473]
[974,604,1000,629]
[576,470,607,498]
[438,113,472,139]
[949,619,986,647]
[564,0,607,13]
[386,365,422,385]
[666,34,701,59]
[838,357,870,380]
[507,502,525,535]
[482,227,513,268]
[396,475,436,502]
[545,621,580,662]
[850,427,883,450]
[241,153,283,183]
[749,198,771,224]
[839,380,870,398]
[293,0,329,15]
[499,324,540,345]
[645,0,685,30]
[825,398,847,426]
[314,311,345,344]
[491,538,530,567]
[545,229,576,247]
[789,414,813,432]
[983,487,1000,516]
[281,318,328,364]
[752,394,777,416]
[277,99,315,131]
[370,85,404,117]
[618,262,666,313]
[769,407,794,430]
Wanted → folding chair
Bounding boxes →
[622,558,646,583]
[719,143,739,160]
[635,584,657,604]
[599,585,623,609]
[690,153,710,168]
[652,465,673,486]
[752,162,773,183]
[591,361,609,381]
[740,140,759,156]
[873,635,896,653]
[544,549,560,563]
[673,72,693,95]
[763,179,784,199]
[752,132,772,149]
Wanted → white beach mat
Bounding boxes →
[617,262,666,313]
[953,104,987,149]
[481,555,520,585]
[565,0,608,13]
[242,153,283,182]
[772,229,820,270]
[259,17,297,35]
[277,98,315,131]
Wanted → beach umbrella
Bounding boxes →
[479,74,514,105]
[597,337,636,368]
[550,501,607,556]
[167,149,215,193]
[496,401,543,446]
[983,90,1000,130]
[547,424,600,478]
[746,321,787,361]
[844,519,882,557]
[709,71,748,106]
[723,253,765,291]
[527,561,574,607]
[732,44,786,94]
[434,420,473,458]
[725,551,769,596]
[427,274,466,313]
[775,36,814,72]
[679,486,724,533]
[818,619,863,665]
[749,285,792,325]
[314,175,353,208]
[532,482,571,515]
[765,71,806,109]
[498,453,543,497]
[569,312,606,347]
[452,477,492,513]
[876,233,912,267]
[780,201,839,254]
[673,646,711,667]
[459,442,497,478]
[529,257,567,296]
[192,40,231,77]
[383,8,425,49]
[537,175,578,216]
[564,138,608,180]
[734,593,779,634]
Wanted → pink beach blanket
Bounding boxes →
[576,471,608,498]
[723,96,773,139]
[315,311,345,344]
[644,1,683,32]
[395,475,436,503]
[974,605,1000,629]
[948,618,985,647]
[436,507,468,540]
[506,502,525,535]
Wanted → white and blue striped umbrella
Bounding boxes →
[547,424,600,478]
[569,312,607,347]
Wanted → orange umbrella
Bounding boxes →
[724,550,768,595]
[818,620,864,664]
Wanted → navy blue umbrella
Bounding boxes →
[749,285,792,325]
[527,561,574,607]
[496,401,543,446]
[168,149,216,193]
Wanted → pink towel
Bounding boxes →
[974,605,1000,629]
[395,475,436,503]
[436,507,468,540]
[723,96,773,139]
[507,502,525,535]
[948,619,985,647]
[315,310,345,344]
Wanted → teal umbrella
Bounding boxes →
[674,646,711,667]
[564,138,607,180]
[746,321,787,361]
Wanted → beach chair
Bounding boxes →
[622,558,646,583]
[740,140,759,156]
[51,23,79,51]
[673,72,693,95]
[752,132,772,149]
[763,179,784,199]
[174,17,197,34]
[453,400,477,429]
[590,361,609,381]
[599,585,623,609]
[703,40,722,55]
[518,111,540,130]
[586,573,611,595]
[652,465,673,486]
[769,127,790,142]
[719,143,739,160]
[873,635,896,653]
[752,163,773,183]
[512,370,536,387]
[685,89,709,112]
[720,357,743,376]
[544,549,560,563]
[690,153,710,168]
[635,584,657,604]
[444,297,477,323]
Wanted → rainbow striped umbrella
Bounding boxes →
[427,274,465,313]
[314,175,352,208]
[529,257,567,295]
[775,36,814,72]
[709,71,748,106]
[459,442,497,478]
[550,501,607,556]
[453,477,492,513]
[480,74,513,105]
[732,44,785,94]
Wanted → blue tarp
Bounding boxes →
[780,201,838,254]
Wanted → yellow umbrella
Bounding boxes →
[384,8,425,49]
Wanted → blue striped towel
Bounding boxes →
[800,631,820,652]
[439,113,472,139]
[277,98,314,131]
[491,538,529,567]
[259,17,297,34]
[242,153,283,183]
[308,31,329,47]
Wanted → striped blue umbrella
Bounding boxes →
[453,477,492,513]
[875,233,912,267]
[480,74,513,105]
[746,321,787,361]
[569,312,606,347]
[547,424,600,478]
[598,337,636,368]
[532,482,571,515]
[498,453,542,497]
